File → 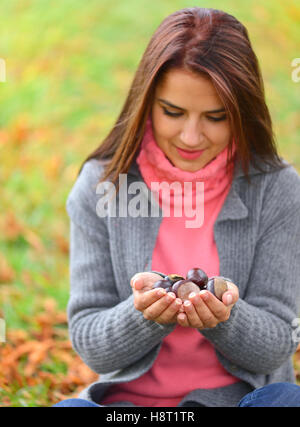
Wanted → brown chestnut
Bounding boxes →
[205,277,228,300]
[186,268,208,289]
[153,279,172,291]
[171,279,201,301]
[209,275,234,284]
[165,274,185,286]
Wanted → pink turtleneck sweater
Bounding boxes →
[101,118,239,407]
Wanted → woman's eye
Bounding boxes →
[162,107,183,118]
[207,114,227,122]
[162,107,227,122]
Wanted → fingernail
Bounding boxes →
[132,277,141,287]
[184,300,191,307]
[167,292,176,298]
[200,291,209,300]
[167,293,176,302]
[189,292,196,299]
[157,289,166,296]
[226,294,233,305]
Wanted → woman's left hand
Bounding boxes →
[176,282,239,329]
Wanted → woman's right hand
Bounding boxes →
[130,272,183,325]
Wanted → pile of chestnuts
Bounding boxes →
[152,268,233,302]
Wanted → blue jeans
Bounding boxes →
[52,399,102,407]
[52,382,300,407]
[238,382,300,407]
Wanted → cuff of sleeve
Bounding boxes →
[125,293,177,338]
[199,297,241,338]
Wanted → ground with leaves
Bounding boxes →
[0,299,98,406]
[1,0,300,407]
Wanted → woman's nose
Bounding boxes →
[180,121,204,148]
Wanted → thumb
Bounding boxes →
[130,275,144,291]
[222,281,239,306]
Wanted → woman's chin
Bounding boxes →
[173,158,207,172]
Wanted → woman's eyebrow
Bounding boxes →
[157,98,226,114]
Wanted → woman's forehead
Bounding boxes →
[155,68,224,111]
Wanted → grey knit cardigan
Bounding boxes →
[66,155,300,407]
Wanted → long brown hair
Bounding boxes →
[79,7,287,190]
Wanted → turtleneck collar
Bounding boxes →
[136,116,236,207]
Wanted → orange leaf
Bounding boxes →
[0,212,24,241]
[54,234,69,254]
[23,228,45,252]
[0,252,15,284]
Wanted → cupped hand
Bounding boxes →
[130,272,183,325]
[177,281,239,329]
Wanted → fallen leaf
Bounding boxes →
[23,228,45,253]
[0,212,24,241]
[0,253,15,284]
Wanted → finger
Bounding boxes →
[131,277,144,291]
[130,272,146,289]
[154,298,182,323]
[134,288,167,311]
[183,299,204,328]
[131,272,165,291]
[143,292,176,320]
[197,291,228,323]
[221,291,235,307]
[184,291,219,327]
[177,311,189,327]
[143,273,166,289]
[222,282,239,306]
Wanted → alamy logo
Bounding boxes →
[291,58,300,83]
[0,58,6,82]
[95,175,205,228]
[0,318,5,342]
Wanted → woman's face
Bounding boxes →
[151,68,232,172]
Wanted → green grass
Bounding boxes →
[0,0,300,407]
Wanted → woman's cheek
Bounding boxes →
[157,121,179,142]
[208,124,231,147]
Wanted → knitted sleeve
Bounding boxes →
[66,160,175,374]
[200,165,300,374]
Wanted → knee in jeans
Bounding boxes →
[52,398,101,407]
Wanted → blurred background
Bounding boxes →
[0,0,299,407]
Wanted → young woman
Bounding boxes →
[53,7,300,407]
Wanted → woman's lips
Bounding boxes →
[176,147,205,160]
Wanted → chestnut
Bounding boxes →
[171,279,201,301]
[205,277,228,300]
[153,279,172,292]
[165,274,185,286]
[209,275,234,284]
[186,268,208,289]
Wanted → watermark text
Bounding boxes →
[0,58,6,82]
[95,175,205,228]
[291,58,300,83]
[0,318,5,343]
